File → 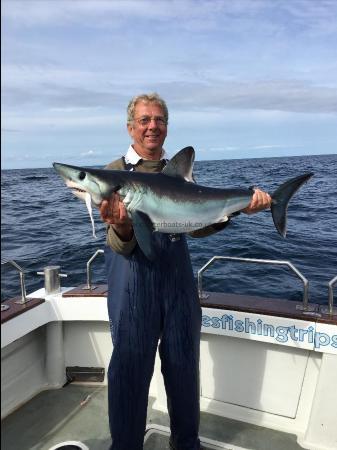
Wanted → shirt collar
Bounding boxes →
[124,145,167,164]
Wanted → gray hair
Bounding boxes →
[127,93,169,124]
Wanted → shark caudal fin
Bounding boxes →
[271,172,313,237]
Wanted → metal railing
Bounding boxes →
[1,259,32,305]
[320,275,337,316]
[82,249,105,290]
[197,255,314,312]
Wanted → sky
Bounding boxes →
[1,0,337,169]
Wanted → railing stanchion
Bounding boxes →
[197,256,314,312]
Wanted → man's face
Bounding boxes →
[127,101,167,157]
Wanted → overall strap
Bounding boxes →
[122,156,135,171]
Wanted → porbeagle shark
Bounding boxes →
[53,146,313,260]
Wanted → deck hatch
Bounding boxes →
[66,366,105,383]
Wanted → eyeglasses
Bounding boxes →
[134,116,168,127]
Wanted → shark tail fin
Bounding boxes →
[271,172,313,238]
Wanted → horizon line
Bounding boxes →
[1,152,336,171]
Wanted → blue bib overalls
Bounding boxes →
[105,222,201,449]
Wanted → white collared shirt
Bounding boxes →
[124,145,167,165]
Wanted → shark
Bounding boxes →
[53,146,313,260]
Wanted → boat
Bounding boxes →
[1,251,337,450]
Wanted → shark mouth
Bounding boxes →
[71,187,87,194]
[65,179,87,193]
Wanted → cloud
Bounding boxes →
[1,127,20,133]
[3,0,337,38]
[2,111,118,130]
[3,62,337,115]
[2,0,336,169]
[2,0,215,30]
[80,149,102,158]
[204,144,302,153]
[250,144,285,150]
[159,79,337,114]
[3,1,336,117]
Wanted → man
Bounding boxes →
[100,93,271,450]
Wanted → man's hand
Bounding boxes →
[100,193,133,241]
[242,188,272,215]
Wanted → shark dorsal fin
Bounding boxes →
[162,146,195,182]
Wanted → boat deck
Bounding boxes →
[1,384,305,450]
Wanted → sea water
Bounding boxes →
[1,154,336,305]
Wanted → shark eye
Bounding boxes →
[79,171,86,180]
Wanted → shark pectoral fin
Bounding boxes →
[131,210,157,261]
[162,146,195,182]
[271,172,313,237]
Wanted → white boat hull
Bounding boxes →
[1,288,337,450]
